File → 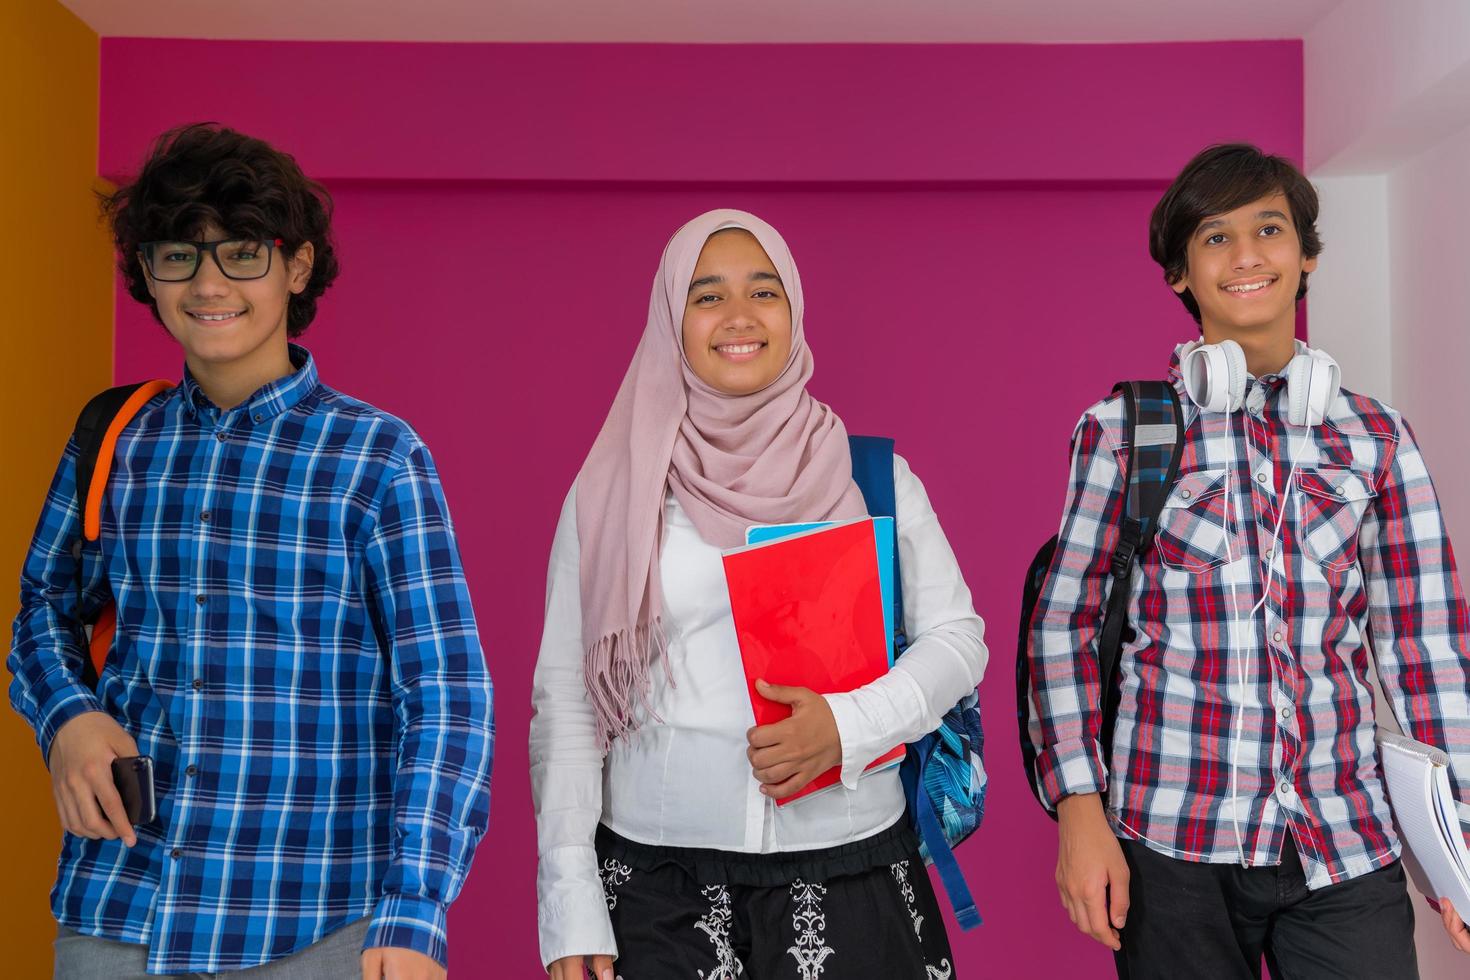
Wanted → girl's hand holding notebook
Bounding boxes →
[746,679,844,800]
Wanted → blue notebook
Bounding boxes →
[746,516,898,666]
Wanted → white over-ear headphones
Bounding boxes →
[1181,339,1341,426]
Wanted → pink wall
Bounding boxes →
[101,40,1302,977]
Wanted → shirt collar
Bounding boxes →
[180,344,319,424]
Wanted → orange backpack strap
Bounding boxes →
[69,379,175,688]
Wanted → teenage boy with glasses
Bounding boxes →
[1025,143,1470,978]
[8,123,494,980]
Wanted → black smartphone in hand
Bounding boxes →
[110,755,156,825]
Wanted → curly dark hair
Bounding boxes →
[1149,143,1322,326]
[101,123,339,337]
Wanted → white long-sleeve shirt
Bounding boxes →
[530,455,987,967]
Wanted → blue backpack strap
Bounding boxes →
[849,435,980,929]
[847,435,906,650]
[901,738,983,929]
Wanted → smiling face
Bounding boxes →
[1171,191,1317,344]
[141,222,314,373]
[680,229,793,395]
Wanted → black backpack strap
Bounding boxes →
[1095,381,1184,756]
[69,383,153,688]
[72,385,151,516]
[1017,534,1061,815]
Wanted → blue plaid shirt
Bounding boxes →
[8,347,494,973]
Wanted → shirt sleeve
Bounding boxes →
[822,454,989,789]
[1023,409,1127,809]
[359,443,494,969]
[1360,414,1470,805]
[529,483,618,968]
[8,438,108,764]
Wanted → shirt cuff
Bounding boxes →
[365,893,448,969]
[1035,736,1108,810]
[538,886,618,970]
[38,686,105,767]
[823,672,922,791]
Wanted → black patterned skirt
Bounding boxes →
[594,822,957,979]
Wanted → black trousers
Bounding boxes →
[596,832,956,979]
[1115,837,1418,980]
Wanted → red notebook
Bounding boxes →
[722,517,905,806]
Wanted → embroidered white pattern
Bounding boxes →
[926,960,954,979]
[598,858,632,911]
[891,860,925,940]
[695,885,744,979]
[786,879,835,979]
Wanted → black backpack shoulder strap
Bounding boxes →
[69,383,163,688]
[1095,381,1184,754]
[72,384,153,518]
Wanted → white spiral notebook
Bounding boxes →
[1377,730,1470,916]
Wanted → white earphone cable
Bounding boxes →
[1219,404,1250,866]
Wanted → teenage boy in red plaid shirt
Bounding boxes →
[1026,143,1470,978]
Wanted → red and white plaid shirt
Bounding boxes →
[1026,344,1470,888]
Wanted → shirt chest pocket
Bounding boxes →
[1153,468,1247,574]
[1294,466,1377,572]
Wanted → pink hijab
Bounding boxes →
[576,209,867,749]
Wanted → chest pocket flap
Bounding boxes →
[1296,467,1378,504]
[1162,468,1228,510]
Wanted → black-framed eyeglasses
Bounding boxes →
[138,238,285,282]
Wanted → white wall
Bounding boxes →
[1386,121,1470,552]
[1306,0,1470,175]
[1306,174,1390,402]
[1307,5,1470,976]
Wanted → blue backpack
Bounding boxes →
[849,435,986,931]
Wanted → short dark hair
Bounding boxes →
[1148,143,1322,325]
[101,123,340,337]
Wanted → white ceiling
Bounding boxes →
[60,0,1343,44]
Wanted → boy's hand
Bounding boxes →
[1056,793,1130,952]
[48,711,140,847]
[361,946,446,979]
[745,680,842,800]
[549,954,615,979]
[1438,898,1470,954]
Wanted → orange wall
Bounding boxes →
[1,1,112,972]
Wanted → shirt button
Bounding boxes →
[1279,781,1292,796]
[1265,549,1274,560]
[195,594,207,605]
[1280,705,1293,721]
[253,413,263,423]
[1257,473,1268,484]
[215,431,227,442]
[170,848,183,860]
[200,511,211,522]
[191,678,204,691]
[1273,631,1284,643]
[1181,489,1193,500]
[185,764,198,777]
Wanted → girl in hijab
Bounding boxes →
[532,210,986,979]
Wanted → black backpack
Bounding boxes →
[1016,381,1184,816]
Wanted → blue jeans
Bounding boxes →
[53,916,370,979]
